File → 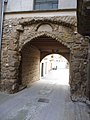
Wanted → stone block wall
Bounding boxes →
[1,20,20,93]
[0,16,89,100]
[21,44,40,86]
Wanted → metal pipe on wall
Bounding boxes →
[0,0,5,80]
[0,0,4,50]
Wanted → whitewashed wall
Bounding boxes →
[5,0,76,12]
[58,0,77,9]
[5,0,34,12]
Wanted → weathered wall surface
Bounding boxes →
[1,19,20,93]
[1,16,88,100]
[21,45,40,86]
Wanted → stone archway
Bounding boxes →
[19,34,70,87]
[1,17,88,100]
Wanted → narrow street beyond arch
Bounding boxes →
[0,69,89,120]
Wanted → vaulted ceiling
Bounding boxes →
[30,35,70,54]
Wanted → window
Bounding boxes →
[34,0,58,10]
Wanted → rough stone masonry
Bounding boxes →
[0,16,89,101]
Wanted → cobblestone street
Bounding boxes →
[0,69,90,120]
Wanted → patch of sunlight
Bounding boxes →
[40,69,69,86]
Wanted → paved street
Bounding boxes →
[0,69,90,120]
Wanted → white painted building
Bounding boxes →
[40,55,52,77]
[4,0,77,19]
[40,54,69,77]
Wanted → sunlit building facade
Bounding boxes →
[40,54,69,77]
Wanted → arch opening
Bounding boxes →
[18,35,70,88]
[40,54,69,85]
